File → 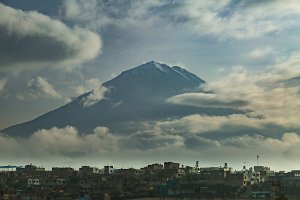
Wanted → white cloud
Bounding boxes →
[157,114,266,135]
[166,54,300,129]
[82,85,108,107]
[64,0,98,21]
[61,0,300,40]
[0,3,102,70]
[1,125,300,170]
[249,46,273,59]
[274,53,300,80]
[0,125,183,158]
[27,76,61,99]
[124,128,184,151]
[62,0,166,31]
[63,0,112,30]
[29,126,119,156]
[174,0,300,40]
[180,132,300,170]
[167,93,248,109]
[74,78,102,96]
[0,78,7,94]
[0,126,120,159]
[220,132,300,158]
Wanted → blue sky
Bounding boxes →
[0,0,300,170]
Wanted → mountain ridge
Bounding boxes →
[2,61,238,137]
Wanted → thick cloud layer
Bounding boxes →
[1,125,300,170]
[167,54,300,129]
[0,3,101,69]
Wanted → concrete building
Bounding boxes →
[52,167,74,174]
[117,168,144,176]
[242,166,271,186]
[146,163,163,172]
[200,163,232,178]
[164,162,180,170]
[79,166,101,174]
[104,166,117,175]
[27,178,40,187]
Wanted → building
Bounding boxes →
[117,168,143,176]
[104,166,117,175]
[52,167,75,176]
[27,178,40,187]
[79,166,101,174]
[242,166,271,186]
[200,163,232,178]
[164,162,180,170]
[146,163,163,172]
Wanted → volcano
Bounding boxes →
[2,61,237,136]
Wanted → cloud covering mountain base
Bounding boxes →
[0,123,299,171]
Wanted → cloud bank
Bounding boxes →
[0,3,101,70]
[168,54,300,129]
[1,124,300,170]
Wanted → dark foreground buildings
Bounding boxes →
[0,162,298,200]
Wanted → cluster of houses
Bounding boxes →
[0,162,299,199]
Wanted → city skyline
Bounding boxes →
[0,1,300,171]
[0,156,291,172]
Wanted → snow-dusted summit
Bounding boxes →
[3,61,224,136]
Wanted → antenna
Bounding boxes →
[256,155,259,166]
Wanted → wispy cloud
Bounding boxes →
[0,78,7,94]
[167,93,248,109]
[172,0,300,40]
[82,85,108,107]
[74,78,102,96]
[157,114,266,135]
[61,0,300,40]
[62,0,165,30]
[63,0,112,30]
[249,46,273,59]
[27,76,61,99]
